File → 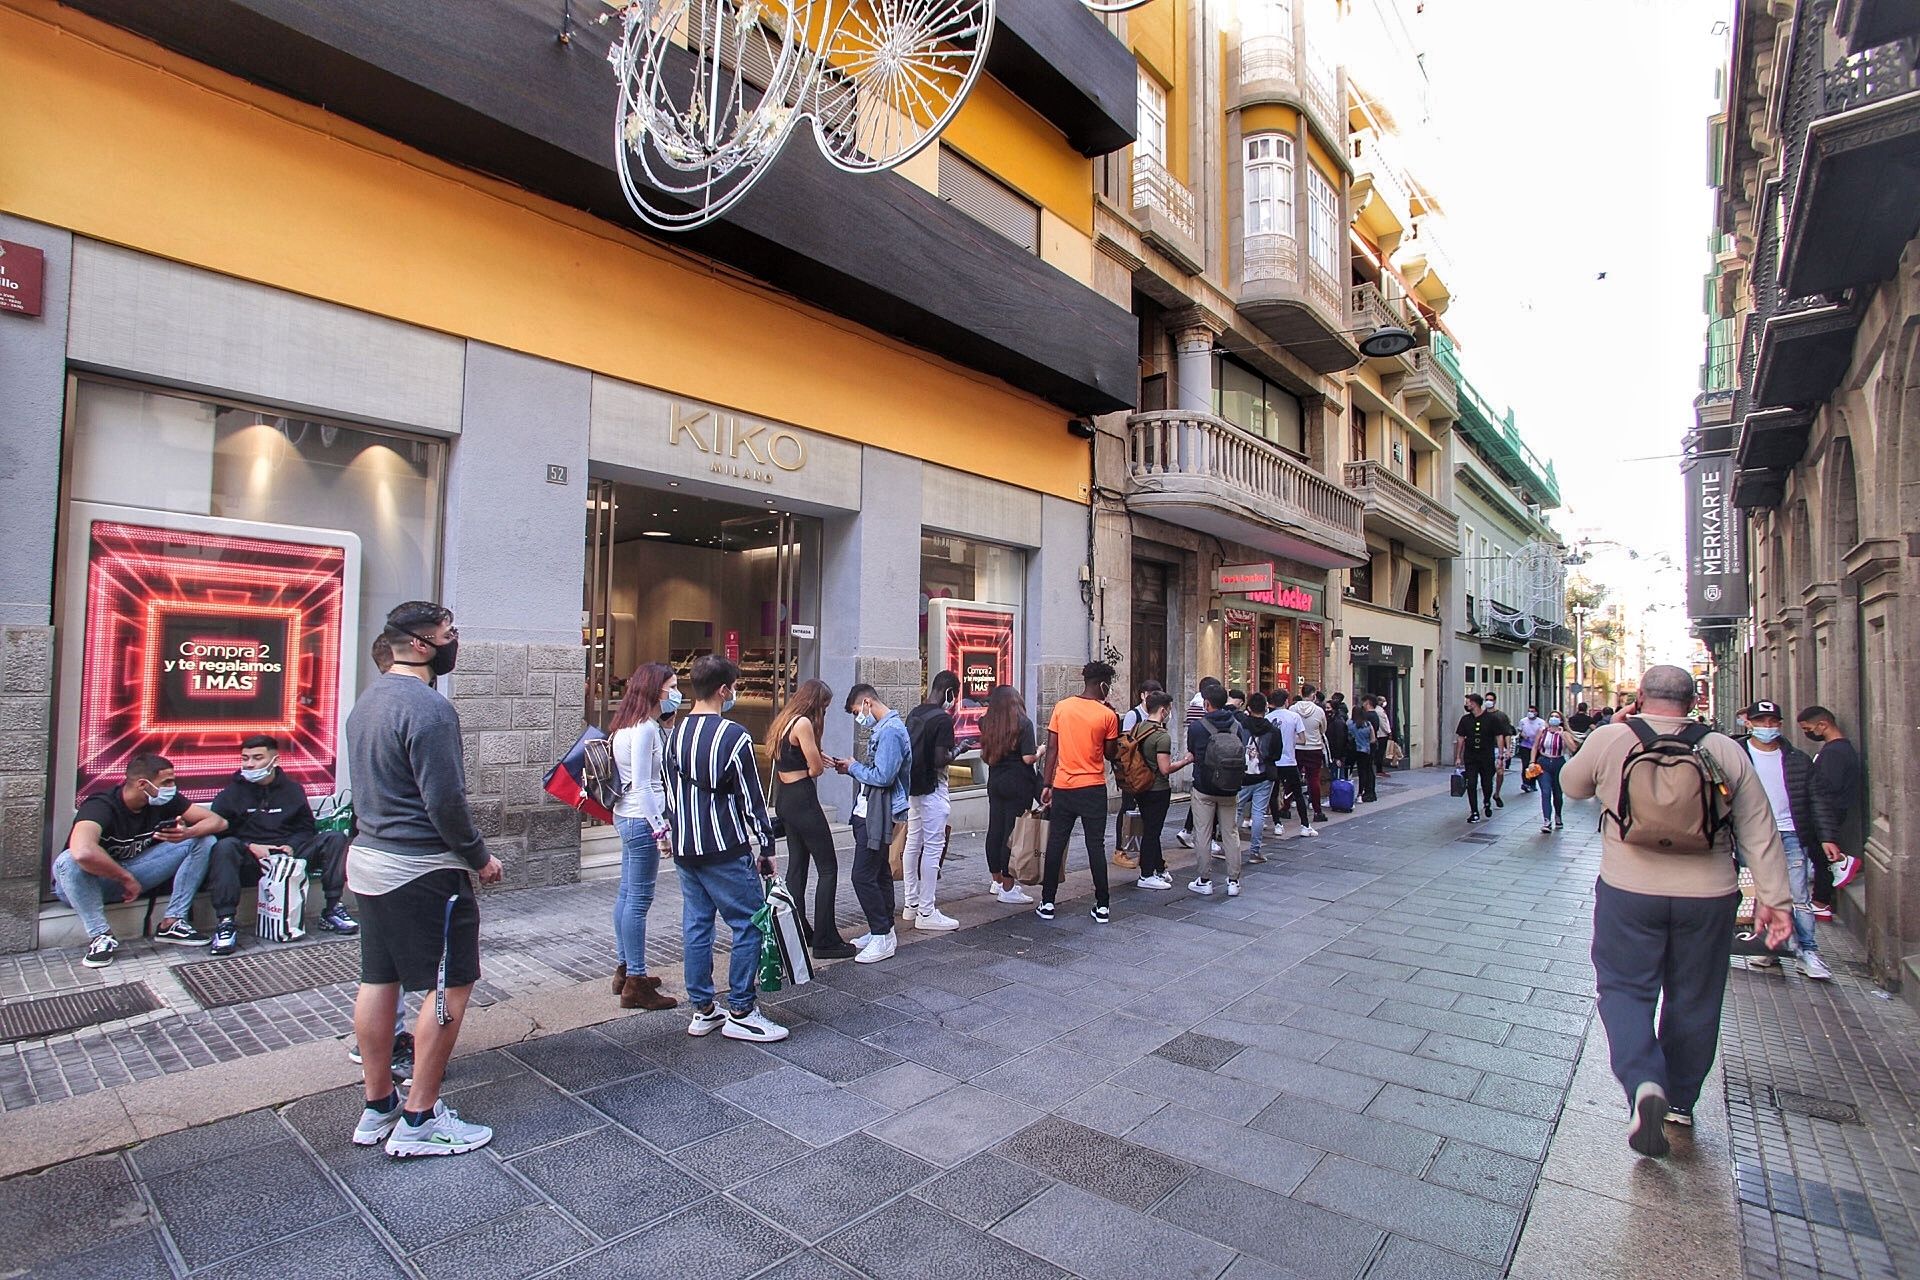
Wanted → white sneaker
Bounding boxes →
[854,931,897,964]
[723,1006,790,1042]
[850,933,872,949]
[1799,952,1833,981]
[352,1095,404,1146]
[1299,826,1319,838]
[1542,823,1554,834]
[1138,873,1174,890]
[1226,880,1241,898]
[384,1100,493,1158]
[1210,841,1222,856]
[1830,855,1860,889]
[687,1006,728,1037]
[915,907,959,931]
[1176,830,1195,849]
[996,884,1034,904]
[1188,879,1214,896]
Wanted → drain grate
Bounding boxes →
[173,939,361,1009]
[0,983,163,1042]
[1764,1086,1862,1125]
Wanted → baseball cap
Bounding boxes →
[1743,699,1782,719]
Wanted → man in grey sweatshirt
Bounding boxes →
[345,601,503,1159]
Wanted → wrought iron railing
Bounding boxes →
[1701,341,1737,393]
[1131,154,1198,242]
[1127,411,1364,546]
[1819,36,1919,114]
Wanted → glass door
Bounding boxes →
[583,478,619,728]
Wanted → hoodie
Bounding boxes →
[210,768,317,844]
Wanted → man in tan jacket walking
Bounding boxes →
[1563,665,1792,1158]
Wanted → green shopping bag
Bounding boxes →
[751,897,784,993]
[316,790,354,837]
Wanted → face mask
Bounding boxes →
[241,764,274,783]
[1803,729,1824,743]
[148,783,177,806]
[397,629,459,676]
[658,690,682,717]
[1751,726,1781,743]
[1548,717,1562,727]
[721,694,737,714]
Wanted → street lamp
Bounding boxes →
[1570,604,1590,697]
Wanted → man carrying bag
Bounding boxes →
[835,684,911,964]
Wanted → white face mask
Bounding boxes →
[148,783,178,806]
[240,763,275,784]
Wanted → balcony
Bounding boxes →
[1395,217,1454,313]
[1754,296,1861,408]
[1233,34,1345,155]
[1349,282,1419,376]
[1126,411,1368,568]
[1778,37,1920,298]
[1238,235,1360,374]
[1402,345,1459,421]
[1349,129,1414,251]
[1836,0,1920,56]
[1342,459,1460,559]
[1131,154,1205,273]
[1238,32,1296,89]
[1731,466,1788,511]
[1735,407,1814,472]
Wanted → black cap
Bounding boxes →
[1743,699,1782,719]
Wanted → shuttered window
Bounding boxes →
[938,149,1041,254]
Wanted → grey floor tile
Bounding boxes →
[1364,1234,1503,1280]
[1153,1030,1247,1071]
[1250,1092,1443,1175]
[762,1023,905,1083]
[1048,1080,1168,1136]
[716,1064,893,1146]
[0,1152,148,1273]
[278,1084,378,1170]
[1327,1041,1484,1099]
[1424,1140,1540,1209]
[410,1206,593,1280]
[1060,1011,1185,1064]
[971,1044,1114,1109]
[671,1118,812,1189]
[753,1250,866,1280]
[777,987,913,1039]
[338,1144,540,1250]
[19,1227,173,1280]
[503,1027,651,1092]
[441,1069,605,1157]
[192,1219,407,1280]
[993,1182,1236,1280]
[845,1060,960,1110]
[1282,1004,1429,1052]
[1362,1084,1554,1161]
[994,1115,1192,1211]
[861,1018,1021,1078]
[824,1196,1067,1279]
[544,1197,798,1280]
[1223,1050,1385,1111]
[734,1132,937,1240]
[1297,1155,1521,1266]
[510,1127,708,1237]
[1153,1169,1384,1279]
[1129,1105,1321,1197]
[146,1141,345,1269]
[599,1017,778,1086]
[582,1070,750,1151]
[866,1083,1045,1168]
[1469,1073,1565,1122]
[915,1151,1055,1228]
[130,1110,287,1181]
[1126,1053,1281,1123]
[1415,1033,1575,1088]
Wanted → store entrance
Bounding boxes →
[584,478,820,752]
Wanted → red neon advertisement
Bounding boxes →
[931,601,1018,749]
[75,522,347,802]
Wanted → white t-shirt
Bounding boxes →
[1266,707,1302,767]
[1747,744,1795,832]
[611,720,667,820]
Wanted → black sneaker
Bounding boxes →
[154,919,208,947]
[1628,1082,1671,1158]
[1467,813,1480,824]
[1664,1107,1694,1127]
[1035,902,1056,921]
[82,933,120,968]
[392,1031,416,1076]
[317,904,360,935]
[1492,796,1504,809]
[208,918,240,957]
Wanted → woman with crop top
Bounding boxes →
[608,663,680,1010]
[770,680,856,959]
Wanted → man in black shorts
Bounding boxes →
[345,601,502,1158]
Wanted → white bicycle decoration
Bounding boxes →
[605,0,1154,230]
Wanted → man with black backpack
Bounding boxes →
[1187,684,1250,898]
[1563,665,1792,1159]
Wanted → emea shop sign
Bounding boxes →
[1685,452,1748,619]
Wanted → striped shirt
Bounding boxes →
[661,713,772,860]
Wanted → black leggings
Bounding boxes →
[985,791,1026,877]
[778,777,847,948]
[1135,789,1172,876]
[1463,758,1497,813]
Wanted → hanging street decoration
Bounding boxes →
[605,0,1154,231]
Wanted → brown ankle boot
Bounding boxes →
[620,975,677,1011]
[611,963,627,995]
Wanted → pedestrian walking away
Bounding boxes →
[1528,713,1574,832]
[1562,665,1792,1159]
[1738,700,1830,980]
[1454,694,1499,823]
[1798,704,1863,918]
[771,679,856,961]
[206,734,357,957]
[980,686,1040,904]
[1235,693,1281,863]
[1114,680,1162,868]
[1038,662,1121,922]
[345,600,503,1158]
[661,655,789,1044]
[606,662,681,1011]
[1127,691,1188,889]
[903,672,961,930]
[1188,683,1251,899]
[53,752,221,967]
[835,684,911,964]
[1293,685,1329,823]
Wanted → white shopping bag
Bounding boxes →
[255,853,310,942]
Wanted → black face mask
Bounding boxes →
[1803,729,1825,743]
[397,630,459,677]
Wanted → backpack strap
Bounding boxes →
[1676,721,1712,747]
[1626,717,1660,749]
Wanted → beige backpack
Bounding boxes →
[1607,719,1731,854]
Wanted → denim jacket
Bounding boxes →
[847,711,912,818]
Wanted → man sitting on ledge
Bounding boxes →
[206,734,360,956]
[53,752,220,967]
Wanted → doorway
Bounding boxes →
[1131,559,1170,692]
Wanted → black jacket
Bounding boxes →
[1188,709,1249,797]
[905,703,956,797]
[1809,737,1863,856]
[209,769,317,844]
[1236,711,1281,781]
[1737,737,1820,846]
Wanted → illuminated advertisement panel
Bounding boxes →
[61,507,361,821]
[926,599,1019,750]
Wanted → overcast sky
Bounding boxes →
[1404,0,1728,658]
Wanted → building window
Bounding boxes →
[1306,165,1339,276]
[937,148,1040,254]
[1212,353,1305,454]
[1466,665,1477,685]
[1351,407,1368,462]
[1137,71,1168,165]
[920,532,1026,779]
[1349,559,1373,603]
[1244,134,1295,236]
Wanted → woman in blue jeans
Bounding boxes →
[608,662,680,1011]
[1529,714,1574,832]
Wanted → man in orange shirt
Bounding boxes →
[1039,662,1121,923]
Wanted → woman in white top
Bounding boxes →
[609,662,679,1010]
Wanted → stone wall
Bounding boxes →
[0,627,54,953]
[447,641,588,890]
